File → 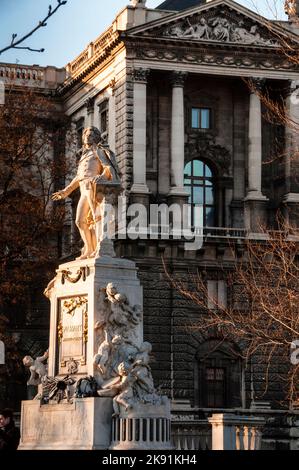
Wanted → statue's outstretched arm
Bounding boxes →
[52,176,80,200]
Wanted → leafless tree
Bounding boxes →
[0,0,67,55]
[164,219,299,406]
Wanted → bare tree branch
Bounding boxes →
[0,0,67,56]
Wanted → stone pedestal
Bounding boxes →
[19,397,113,450]
[48,256,143,381]
[20,254,172,450]
[244,197,268,233]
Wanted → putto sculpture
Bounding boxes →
[52,126,121,260]
[22,350,49,386]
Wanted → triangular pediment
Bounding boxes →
[127,0,299,48]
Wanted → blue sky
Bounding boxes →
[0,0,287,68]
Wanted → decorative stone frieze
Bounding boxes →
[185,135,231,173]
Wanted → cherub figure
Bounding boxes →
[23,350,48,386]
[93,330,111,376]
[112,362,135,416]
[106,283,141,329]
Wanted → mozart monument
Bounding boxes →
[19,127,172,450]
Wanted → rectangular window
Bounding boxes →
[76,117,84,150]
[100,109,107,134]
[98,99,109,142]
[207,280,227,310]
[191,108,211,130]
[206,367,226,408]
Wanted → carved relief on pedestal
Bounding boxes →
[58,296,88,372]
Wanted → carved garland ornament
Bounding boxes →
[61,267,88,284]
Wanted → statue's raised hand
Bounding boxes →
[52,190,66,201]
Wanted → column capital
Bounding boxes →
[85,97,95,115]
[250,77,266,94]
[171,71,187,88]
[287,79,299,93]
[132,68,150,84]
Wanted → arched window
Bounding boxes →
[184,160,215,227]
[194,340,243,409]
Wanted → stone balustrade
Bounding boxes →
[208,413,265,450]
[0,65,44,82]
[0,64,65,89]
[110,402,173,450]
[171,420,212,450]
[66,26,116,79]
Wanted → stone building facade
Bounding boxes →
[1,0,299,449]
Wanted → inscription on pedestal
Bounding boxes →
[57,296,88,374]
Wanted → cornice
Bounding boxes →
[125,36,299,73]
[57,31,122,96]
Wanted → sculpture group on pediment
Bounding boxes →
[164,15,279,47]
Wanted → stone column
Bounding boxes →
[169,71,189,197]
[244,79,268,232]
[283,80,299,226]
[246,81,266,199]
[131,68,150,195]
[108,79,116,153]
[85,97,95,127]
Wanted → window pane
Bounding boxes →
[184,162,192,176]
[184,159,215,228]
[205,187,214,205]
[205,207,215,227]
[192,108,200,128]
[193,186,203,204]
[205,165,212,178]
[100,110,107,132]
[201,109,210,129]
[185,186,192,201]
[206,368,215,381]
[205,367,226,408]
[193,160,204,177]
[193,205,203,227]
